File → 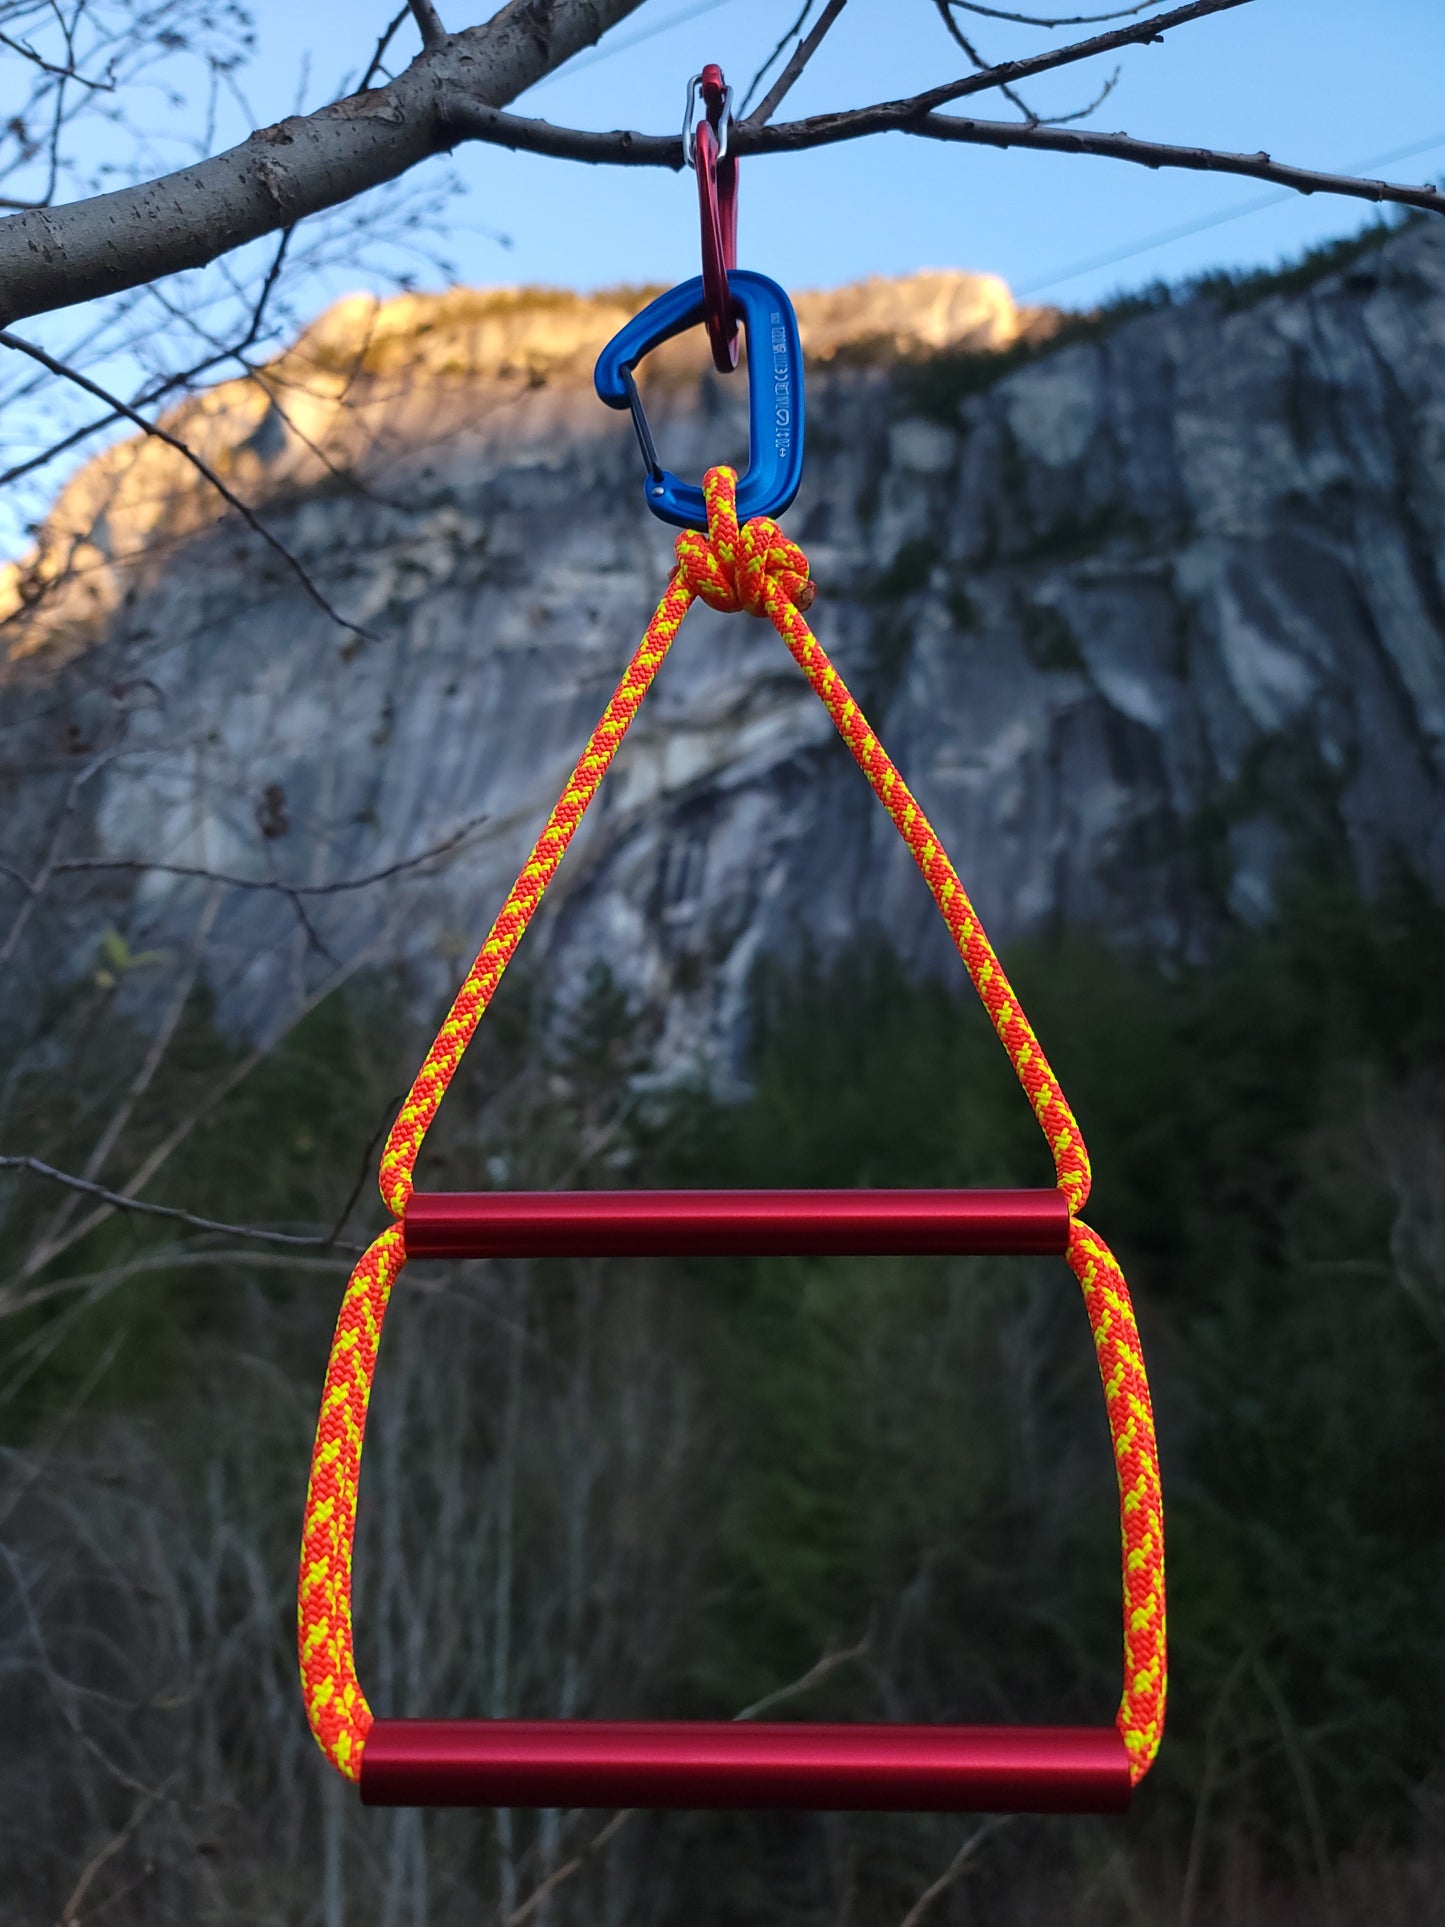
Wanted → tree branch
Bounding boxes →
[1,0,1437,336]
[449,85,1445,226]
[0,225,293,490]
[739,2,813,120]
[357,6,414,94]
[897,111,1445,217]
[0,326,373,642]
[932,0,1041,126]
[501,1631,872,1927]
[0,0,650,326]
[444,0,1250,163]
[0,812,491,900]
[743,0,850,131]
[12,916,404,1285]
[894,1816,1014,1927]
[942,0,1174,24]
[408,0,450,50]
[0,28,116,90]
[0,1154,364,1252]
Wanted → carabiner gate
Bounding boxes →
[594,270,805,532]
[682,67,734,166]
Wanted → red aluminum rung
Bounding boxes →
[360,1719,1130,1813]
[403,1188,1069,1261]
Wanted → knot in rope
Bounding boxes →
[675,465,816,619]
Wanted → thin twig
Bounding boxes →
[323,1100,404,1248]
[744,0,849,130]
[456,0,1260,149]
[740,1,814,120]
[503,1809,631,1927]
[944,0,1171,24]
[13,915,403,1285]
[733,1630,872,1719]
[455,0,1242,156]
[407,0,448,50]
[356,7,412,93]
[0,811,490,900]
[894,1816,1015,1927]
[57,1788,159,1926]
[1,1154,362,1251]
[0,743,126,976]
[0,27,115,89]
[502,1632,872,1927]
[456,79,1445,223]
[932,1,1041,124]
[0,227,293,490]
[3,1247,359,1324]
[27,889,222,1262]
[0,328,374,643]
[1042,64,1120,125]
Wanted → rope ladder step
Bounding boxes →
[364,1184,1127,1813]
[360,1718,1131,1811]
[402,1187,1070,1259]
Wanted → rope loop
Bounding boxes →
[675,465,815,618]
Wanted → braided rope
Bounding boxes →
[298,465,1166,1787]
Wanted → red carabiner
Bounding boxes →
[685,64,739,373]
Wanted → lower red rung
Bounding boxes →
[359,1720,1131,1813]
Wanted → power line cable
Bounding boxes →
[1017,129,1445,296]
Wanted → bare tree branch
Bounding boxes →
[893,1816,1015,1927]
[56,1789,160,1927]
[408,0,450,51]
[0,28,116,90]
[25,890,222,1264]
[448,0,1252,163]
[732,1629,872,1719]
[449,73,1445,226]
[0,1154,363,1251]
[0,226,293,489]
[4,1246,357,1323]
[943,0,1173,24]
[740,2,814,120]
[11,0,1438,336]
[743,0,850,131]
[892,111,1445,218]
[932,0,1041,125]
[12,913,404,1286]
[0,744,127,978]
[1042,64,1120,126]
[502,1631,872,1927]
[0,325,372,641]
[0,0,650,326]
[0,1079,395,1300]
[358,5,413,94]
[0,811,491,902]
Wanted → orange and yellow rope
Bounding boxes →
[298,465,1166,1788]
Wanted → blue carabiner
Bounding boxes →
[594,270,804,532]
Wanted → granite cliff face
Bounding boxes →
[3,233,1443,1079]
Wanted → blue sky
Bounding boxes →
[251,0,1445,309]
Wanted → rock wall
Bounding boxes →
[3,232,1443,1079]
